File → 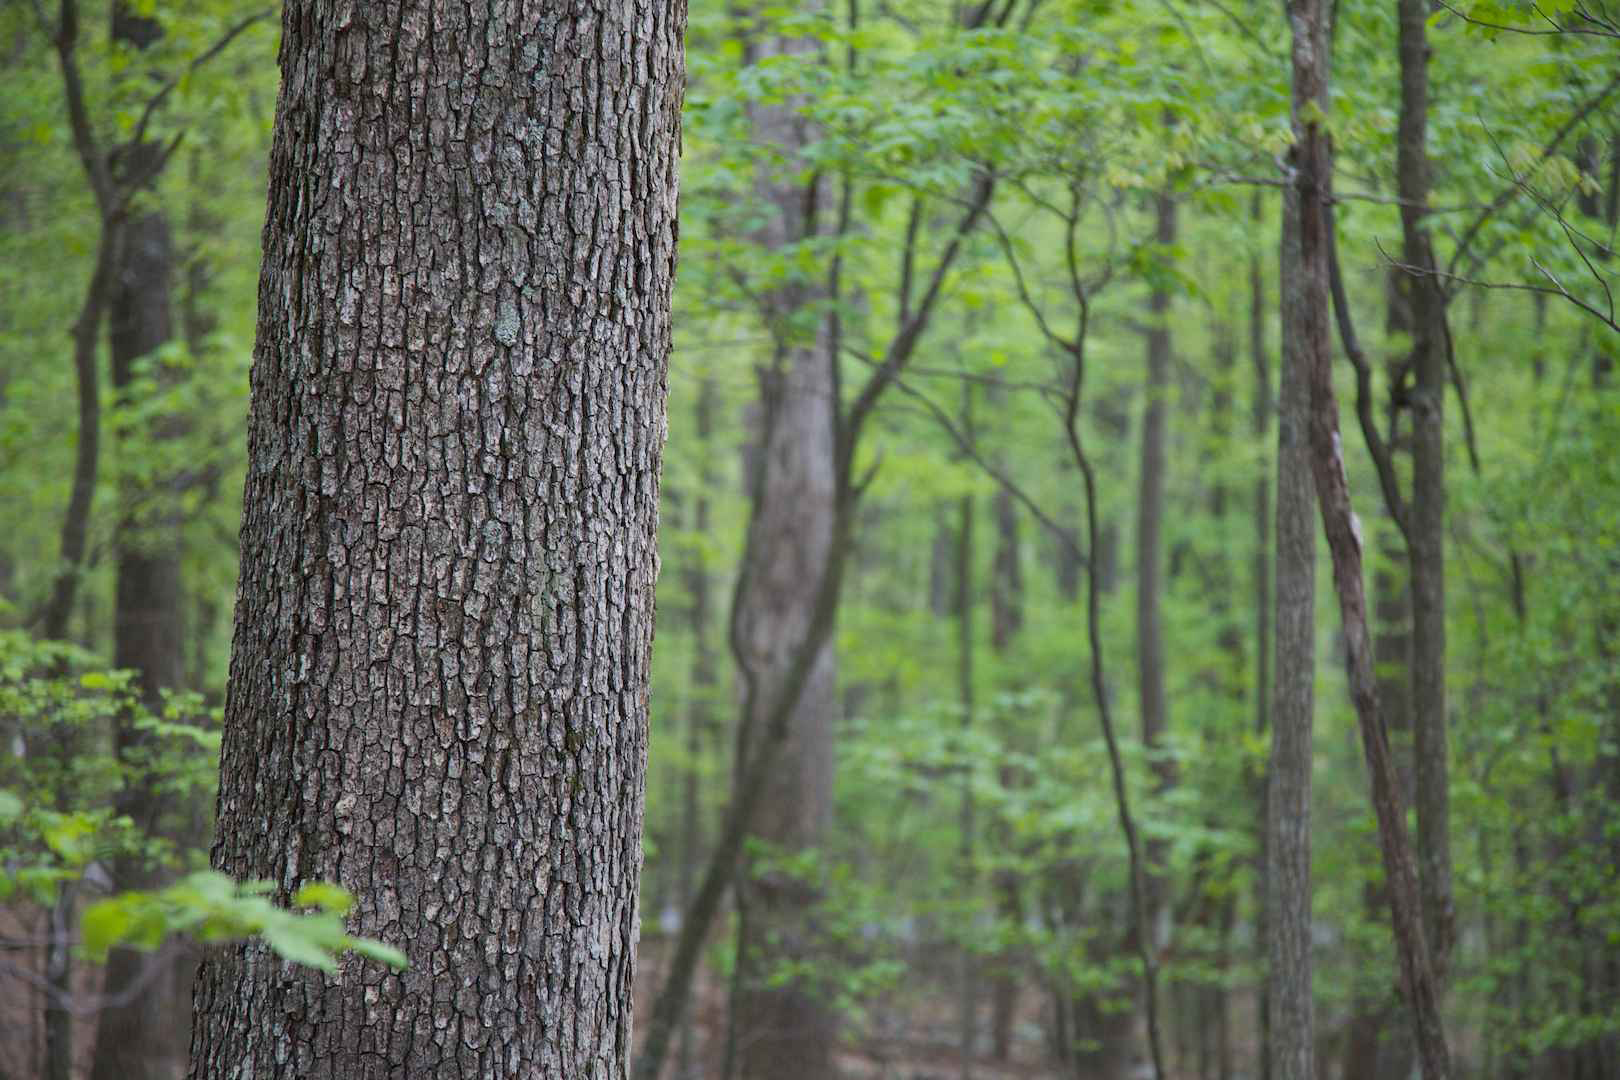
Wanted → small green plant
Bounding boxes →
[0,629,406,983]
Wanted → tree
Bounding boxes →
[185,1,686,1075]
[1269,1,1325,1077]
[726,20,841,1078]
[91,7,192,1076]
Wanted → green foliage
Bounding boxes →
[80,873,407,972]
[0,631,406,979]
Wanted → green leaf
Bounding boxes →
[293,882,355,914]
[42,813,96,863]
[348,937,409,970]
[261,924,340,972]
[0,788,23,823]
[80,899,134,961]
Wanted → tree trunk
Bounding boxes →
[1395,0,1456,984]
[1303,155,1455,1080]
[956,479,977,1079]
[729,342,839,1080]
[1268,127,1318,1080]
[1246,189,1275,1080]
[186,1,684,1075]
[727,21,840,1080]
[90,8,192,1076]
[1138,191,1176,947]
[988,483,1024,1063]
[675,377,719,1080]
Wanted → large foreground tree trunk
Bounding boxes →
[187,2,685,1076]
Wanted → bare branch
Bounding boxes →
[1446,71,1620,284]
[1325,203,1409,539]
[130,10,275,151]
[843,170,995,456]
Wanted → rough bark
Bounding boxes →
[1395,0,1455,983]
[727,20,840,1079]
[186,0,684,1075]
[1268,145,1317,1080]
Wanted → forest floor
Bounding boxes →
[634,935,1166,1080]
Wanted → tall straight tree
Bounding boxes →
[1395,0,1455,981]
[1269,0,1325,1074]
[1137,190,1176,943]
[186,1,685,1076]
[727,17,840,1079]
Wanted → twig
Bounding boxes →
[130,10,275,150]
[1447,71,1620,285]
[1325,203,1409,539]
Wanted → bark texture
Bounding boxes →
[1268,175,1316,1080]
[187,1,684,1075]
[1269,2,1327,1074]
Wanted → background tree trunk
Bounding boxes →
[1396,0,1456,983]
[988,480,1024,1064]
[90,7,191,1076]
[726,20,840,1079]
[1138,190,1176,951]
[674,377,720,1080]
[186,0,684,1074]
[1268,164,1317,1080]
[1247,189,1274,1080]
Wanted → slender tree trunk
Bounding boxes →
[186,1,684,1074]
[1304,166,1455,1080]
[1395,0,1455,983]
[988,482,1024,1063]
[1269,133,1317,1080]
[638,165,994,1080]
[1203,314,1241,1080]
[956,473,977,1079]
[729,343,839,1080]
[1248,190,1274,1080]
[675,377,719,1080]
[1137,191,1177,944]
